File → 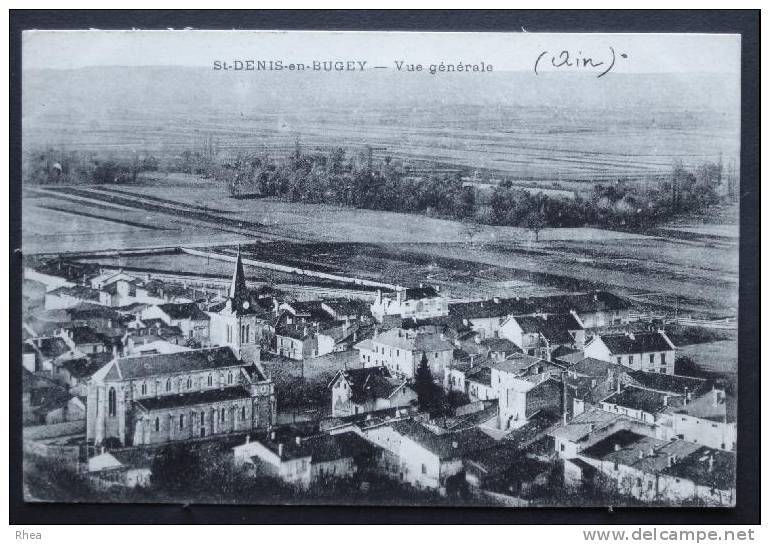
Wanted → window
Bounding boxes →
[434,352,438,358]
[396,349,400,357]
[108,387,116,417]
[245,325,250,342]
[187,377,192,389]
[616,357,622,365]
[166,378,171,392]
[241,406,246,420]
[649,353,655,365]
[560,444,565,452]
[613,462,619,471]
[421,464,427,474]
[636,478,642,487]
[154,417,160,432]
[179,414,185,429]
[220,408,225,422]
[628,355,634,366]
[141,383,147,395]
[648,481,653,490]
[200,411,205,425]
[227,371,233,385]
[661,353,667,365]
[207,374,213,387]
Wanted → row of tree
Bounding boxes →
[23,141,733,234]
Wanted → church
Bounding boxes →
[86,252,276,447]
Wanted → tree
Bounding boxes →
[525,210,546,242]
[415,352,435,413]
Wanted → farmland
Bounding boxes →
[23,173,738,318]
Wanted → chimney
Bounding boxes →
[614,443,621,452]
[667,454,673,468]
[662,395,668,407]
[295,436,302,446]
[493,297,500,304]
[708,456,714,472]
[270,430,276,441]
[101,446,105,454]
[419,283,424,288]
[684,387,689,406]
[638,450,644,460]
[278,443,283,457]
[108,319,112,328]
[245,435,250,444]
[452,441,458,449]
[474,335,481,344]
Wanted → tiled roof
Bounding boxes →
[390,419,496,459]
[569,357,628,378]
[449,291,631,320]
[49,285,100,301]
[106,346,245,381]
[372,328,454,352]
[490,352,561,376]
[549,407,623,443]
[34,336,71,359]
[602,386,674,414]
[332,366,407,403]
[662,446,736,490]
[466,366,493,387]
[597,331,675,355]
[157,302,210,321]
[60,357,109,380]
[625,371,709,396]
[401,286,441,300]
[257,431,375,462]
[67,326,107,346]
[135,385,252,411]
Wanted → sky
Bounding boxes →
[22,30,741,74]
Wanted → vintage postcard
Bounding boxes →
[20,29,740,507]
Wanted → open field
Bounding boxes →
[23,174,738,317]
[679,340,738,375]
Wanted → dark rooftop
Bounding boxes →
[390,419,496,459]
[135,385,252,411]
[625,370,709,396]
[157,302,210,321]
[662,446,736,490]
[602,386,675,414]
[597,331,675,355]
[106,346,249,381]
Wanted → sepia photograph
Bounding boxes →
[15,23,748,511]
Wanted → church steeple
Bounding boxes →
[229,245,248,301]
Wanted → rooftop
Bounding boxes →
[625,371,709,397]
[157,302,210,321]
[603,386,677,414]
[662,446,736,490]
[98,346,251,382]
[390,419,496,459]
[372,327,454,352]
[596,331,675,355]
[135,385,253,411]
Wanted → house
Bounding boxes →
[584,331,676,375]
[45,285,101,310]
[316,320,361,355]
[22,368,67,425]
[233,431,376,487]
[447,291,632,338]
[354,327,455,380]
[275,323,318,360]
[456,335,521,361]
[87,448,154,489]
[26,335,84,374]
[90,270,139,291]
[141,302,211,343]
[386,419,497,491]
[465,444,552,500]
[329,366,417,417]
[443,358,497,402]
[370,285,449,324]
[57,356,111,394]
[499,312,586,359]
[576,430,734,506]
[599,385,681,427]
[59,325,110,355]
[666,389,736,451]
[86,346,276,446]
[321,299,370,322]
[490,354,567,430]
[549,407,636,459]
[99,276,166,307]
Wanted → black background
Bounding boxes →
[9,9,760,525]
